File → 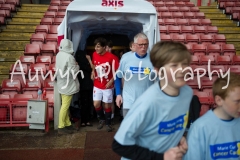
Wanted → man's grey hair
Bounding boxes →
[134,32,148,43]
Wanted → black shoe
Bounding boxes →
[111,118,115,125]
[58,127,73,134]
[106,125,114,132]
[65,125,74,130]
[97,120,105,130]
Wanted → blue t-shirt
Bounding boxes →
[184,110,240,160]
[116,52,155,109]
[114,82,193,160]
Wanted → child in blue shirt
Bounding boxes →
[184,72,240,160]
[112,41,193,160]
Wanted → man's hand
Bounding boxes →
[178,136,188,154]
[106,79,113,89]
[164,147,184,160]
[115,95,123,108]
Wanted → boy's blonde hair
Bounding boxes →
[150,41,191,69]
[213,72,240,99]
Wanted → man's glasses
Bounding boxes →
[136,43,149,47]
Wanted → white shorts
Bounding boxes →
[93,87,113,103]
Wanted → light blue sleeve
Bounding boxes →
[116,57,126,79]
[114,101,152,145]
[184,124,205,160]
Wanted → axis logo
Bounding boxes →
[101,0,124,7]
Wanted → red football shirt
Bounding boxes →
[92,51,119,89]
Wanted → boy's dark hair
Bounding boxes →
[94,37,107,47]
[213,72,240,100]
[150,41,191,69]
[107,41,113,48]
[129,41,134,48]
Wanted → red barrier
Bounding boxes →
[0,98,49,132]
[197,0,202,6]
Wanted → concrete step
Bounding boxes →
[0,37,30,41]
[0,75,9,84]
[2,28,35,33]
[210,19,234,24]
[199,8,222,13]
[8,21,40,25]
[21,4,49,7]
[11,18,41,23]
[205,13,227,18]
[0,57,19,62]
[227,41,240,48]
[16,12,45,16]
[0,51,23,57]
[218,27,240,32]
[0,41,29,50]
[211,23,237,27]
[0,32,32,37]
[236,50,240,55]
[6,25,36,30]
[225,34,240,39]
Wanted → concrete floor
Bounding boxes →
[0,117,121,160]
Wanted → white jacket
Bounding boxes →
[56,39,80,95]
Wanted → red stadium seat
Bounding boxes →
[213,34,226,45]
[165,1,175,7]
[30,33,45,43]
[194,12,205,19]
[192,44,207,56]
[53,18,63,25]
[228,65,240,74]
[194,91,210,104]
[1,79,21,92]
[49,25,58,34]
[179,6,189,12]
[171,34,185,43]
[158,19,164,25]
[36,56,52,65]
[0,17,6,25]
[160,34,171,41]
[168,25,180,35]
[184,12,195,19]
[207,44,222,55]
[24,44,41,56]
[50,0,60,6]
[175,1,185,7]
[180,25,193,34]
[222,44,236,56]
[191,65,207,75]
[185,44,192,54]
[157,6,168,12]
[52,56,56,63]
[232,55,240,64]
[159,12,172,19]
[185,34,199,45]
[43,78,54,91]
[45,34,58,43]
[56,11,65,18]
[216,56,231,65]
[172,12,184,18]
[0,9,11,18]
[193,25,207,35]
[41,44,57,56]
[200,105,210,116]
[154,1,164,7]
[168,6,179,12]
[160,25,167,34]
[35,25,49,34]
[22,79,41,92]
[61,0,71,6]
[0,4,15,11]
[201,76,218,90]
[186,76,201,89]
[188,19,200,26]
[44,11,56,18]
[9,63,28,86]
[190,6,200,12]
[47,5,58,12]
[210,65,226,75]
[200,19,212,26]
[58,6,67,12]
[185,2,195,7]
[48,63,56,74]
[19,56,35,65]
[175,18,188,26]
[163,19,175,25]
[199,34,213,45]
[206,26,218,35]
[191,55,199,65]
[199,55,215,65]
[40,18,53,25]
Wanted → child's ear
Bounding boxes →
[215,95,223,106]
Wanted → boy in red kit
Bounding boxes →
[91,37,119,132]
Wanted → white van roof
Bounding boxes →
[58,0,160,52]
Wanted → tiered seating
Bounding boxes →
[218,0,240,23]
[150,0,240,116]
